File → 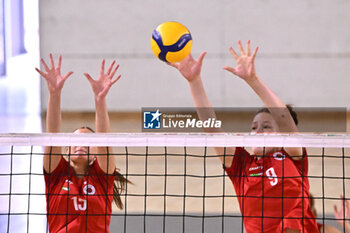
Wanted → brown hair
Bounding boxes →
[256,105,298,125]
[113,171,131,209]
[77,126,131,210]
[310,193,317,217]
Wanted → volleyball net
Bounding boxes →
[0,133,349,233]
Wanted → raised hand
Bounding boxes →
[223,40,259,82]
[168,52,206,83]
[35,54,73,94]
[84,59,121,101]
[334,195,350,228]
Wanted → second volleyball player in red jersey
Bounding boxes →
[169,41,319,233]
[36,55,128,233]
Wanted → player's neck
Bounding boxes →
[253,147,281,158]
[70,161,89,177]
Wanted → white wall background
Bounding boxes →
[39,0,350,112]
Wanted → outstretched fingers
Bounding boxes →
[111,74,122,86]
[99,59,105,77]
[39,54,64,73]
[223,66,236,75]
[166,62,179,69]
[49,54,55,69]
[100,74,121,97]
[84,73,94,83]
[229,47,239,60]
[341,195,349,216]
[334,195,347,218]
[246,40,251,56]
[197,52,207,65]
[109,64,120,80]
[334,204,339,215]
[63,71,74,81]
[35,67,46,77]
[106,60,116,75]
[345,198,349,210]
[41,58,50,72]
[57,55,62,71]
[232,40,256,58]
[238,40,245,56]
[252,46,259,61]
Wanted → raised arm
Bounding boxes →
[84,59,121,174]
[168,53,235,167]
[35,54,73,173]
[224,41,302,157]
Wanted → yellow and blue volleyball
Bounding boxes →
[151,22,192,63]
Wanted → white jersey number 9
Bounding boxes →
[266,167,278,186]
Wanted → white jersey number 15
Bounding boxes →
[72,197,87,211]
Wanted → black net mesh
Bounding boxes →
[0,134,349,233]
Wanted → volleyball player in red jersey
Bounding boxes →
[169,41,319,233]
[36,55,127,233]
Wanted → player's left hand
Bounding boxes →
[84,59,121,101]
[223,40,259,83]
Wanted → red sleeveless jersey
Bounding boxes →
[44,158,115,233]
[225,148,319,233]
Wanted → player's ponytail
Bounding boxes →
[113,171,131,210]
